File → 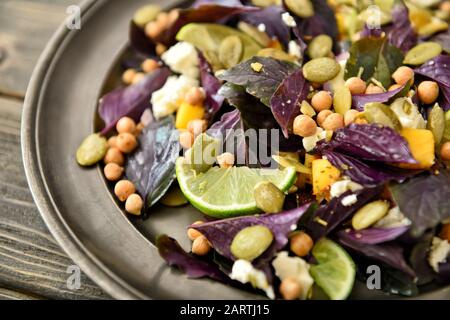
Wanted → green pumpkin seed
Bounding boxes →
[251,0,277,7]
[418,19,449,37]
[303,57,341,84]
[204,50,224,72]
[300,100,316,117]
[444,110,450,142]
[219,35,243,69]
[364,102,402,130]
[352,200,390,231]
[230,225,274,261]
[333,86,352,115]
[272,155,312,175]
[76,133,108,167]
[285,0,314,18]
[254,181,286,213]
[237,22,271,47]
[307,35,333,59]
[133,5,161,27]
[427,103,445,145]
[404,42,443,66]
[160,186,188,207]
[257,48,297,63]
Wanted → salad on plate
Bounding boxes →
[76,0,450,300]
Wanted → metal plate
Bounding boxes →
[21,0,450,300]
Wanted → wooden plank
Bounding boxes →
[0,97,109,299]
[0,0,75,97]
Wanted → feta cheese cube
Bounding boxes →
[161,42,199,79]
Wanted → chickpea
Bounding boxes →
[116,117,136,134]
[311,91,333,112]
[354,117,368,125]
[156,43,167,56]
[134,122,145,136]
[103,163,124,181]
[145,21,163,39]
[156,12,170,27]
[125,193,143,215]
[279,277,302,300]
[321,113,344,131]
[345,77,367,95]
[168,9,180,24]
[290,231,314,257]
[293,115,317,137]
[114,180,136,202]
[392,66,414,86]
[388,84,402,91]
[440,223,450,242]
[179,131,195,149]
[104,147,124,166]
[132,72,146,85]
[116,132,138,153]
[217,152,235,168]
[192,235,211,256]
[187,119,207,136]
[418,81,440,105]
[365,84,384,94]
[441,142,450,161]
[122,69,136,85]
[187,220,204,241]
[316,110,333,127]
[344,109,360,126]
[107,136,117,148]
[185,87,206,105]
[141,59,159,73]
[440,1,450,15]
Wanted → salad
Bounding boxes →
[76,0,450,300]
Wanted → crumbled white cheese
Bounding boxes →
[257,23,266,32]
[151,75,199,119]
[341,194,358,206]
[330,180,363,198]
[302,128,325,152]
[282,12,297,27]
[390,98,426,129]
[230,260,275,299]
[161,42,199,79]
[272,252,314,300]
[374,206,411,228]
[288,40,302,58]
[428,237,450,272]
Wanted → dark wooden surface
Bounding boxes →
[0,0,109,299]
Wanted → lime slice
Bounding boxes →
[309,238,356,300]
[176,157,296,218]
[176,23,262,62]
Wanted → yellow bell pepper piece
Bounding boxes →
[175,101,205,130]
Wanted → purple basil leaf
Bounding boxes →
[218,56,299,106]
[389,170,450,237]
[192,0,243,7]
[306,186,383,240]
[320,124,417,163]
[98,68,171,135]
[191,203,311,263]
[125,116,180,216]
[415,55,450,111]
[337,230,416,278]
[352,84,405,111]
[437,261,450,284]
[199,52,224,119]
[156,234,231,283]
[270,69,309,138]
[340,226,409,245]
[387,4,418,53]
[360,25,384,38]
[409,231,435,285]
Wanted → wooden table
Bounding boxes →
[0,0,108,299]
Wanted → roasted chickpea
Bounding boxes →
[388,84,402,91]
[311,91,333,112]
[345,77,367,95]
[134,122,145,136]
[187,119,207,136]
[344,109,360,126]
[116,117,136,134]
[179,131,195,149]
[107,136,117,148]
[392,66,414,85]
[418,81,440,105]
[293,115,317,137]
[187,220,204,241]
[141,59,159,73]
[116,132,138,153]
[441,142,450,161]
[156,43,167,56]
[122,69,136,85]
[321,113,344,131]
[156,12,170,26]
[125,193,143,215]
[145,21,163,39]
[104,147,124,166]
[103,163,124,181]
[440,223,450,242]
[114,180,136,202]
[185,87,206,105]
[279,277,302,300]
[132,72,146,85]
[192,235,211,256]
[217,152,235,168]
[440,1,450,15]
[365,84,384,94]
[316,110,333,127]
[290,231,314,257]
[168,9,180,24]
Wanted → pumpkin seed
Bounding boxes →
[404,42,443,65]
[333,86,352,115]
[285,0,314,18]
[160,186,188,207]
[418,18,449,37]
[427,103,445,145]
[307,35,333,59]
[364,102,402,130]
[300,100,316,117]
[272,155,312,175]
[254,181,285,213]
[204,50,224,72]
[251,0,277,7]
[230,225,274,261]
[133,5,161,27]
[219,35,243,69]
[257,48,298,62]
[76,133,108,166]
[352,200,390,231]
[303,57,341,83]
[237,22,271,47]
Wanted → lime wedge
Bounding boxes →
[176,23,262,62]
[176,157,296,218]
[309,238,356,300]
